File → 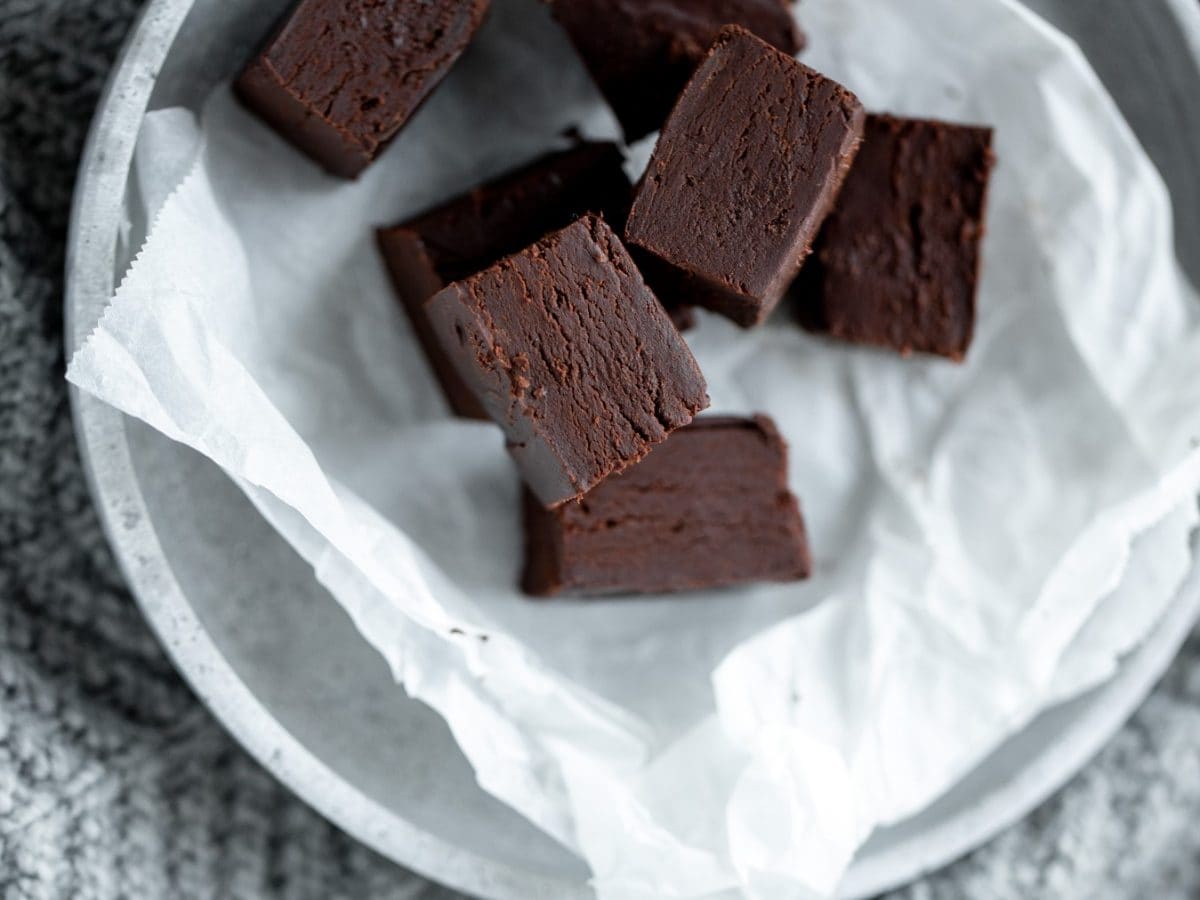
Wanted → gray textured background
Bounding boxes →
[2,1,1199,897]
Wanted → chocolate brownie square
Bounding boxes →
[378,142,632,419]
[794,114,995,360]
[625,26,864,327]
[237,0,490,178]
[426,216,709,507]
[523,415,812,595]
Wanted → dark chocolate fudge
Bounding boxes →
[667,305,698,331]
[794,114,996,360]
[426,216,709,507]
[523,415,812,596]
[625,26,864,327]
[237,0,491,178]
[548,0,805,142]
[377,142,633,419]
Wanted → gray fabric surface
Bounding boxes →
[1,1,1198,898]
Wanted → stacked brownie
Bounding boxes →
[236,0,996,597]
[425,214,709,508]
[377,142,634,420]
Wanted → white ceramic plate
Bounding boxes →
[66,1,1200,896]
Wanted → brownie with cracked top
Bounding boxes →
[794,114,996,361]
[548,0,805,142]
[626,26,864,328]
[426,215,709,508]
[237,0,491,178]
[522,415,812,595]
[377,142,633,420]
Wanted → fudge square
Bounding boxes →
[377,142,633,420]
[522,415,812,596]
[794,114,996,360]
[548,0,804,142]
[236,0,490,178]
[426,216,709,507]
[625,26,864,327]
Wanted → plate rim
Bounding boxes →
[64,3,580,898]
[64,2,1200,898]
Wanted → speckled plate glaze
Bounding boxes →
[66,1,1200,897]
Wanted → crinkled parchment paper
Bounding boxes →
[69,0,1200,896]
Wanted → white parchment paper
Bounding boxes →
[69,0,1200,896]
